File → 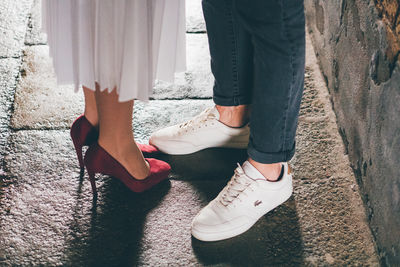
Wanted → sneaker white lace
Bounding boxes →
[191,161,293,242]
[149,107,250,155]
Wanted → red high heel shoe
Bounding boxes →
[71,115,160,172]
[84,142,170,195]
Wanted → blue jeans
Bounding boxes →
[202,0,306,163]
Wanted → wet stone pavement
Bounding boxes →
[0,1,380,266]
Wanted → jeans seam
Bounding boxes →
[226,0,240,105]
[280,2,296,156]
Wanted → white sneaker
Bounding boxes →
[191,161,293,242]
[149,107,250,155]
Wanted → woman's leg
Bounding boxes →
[83,86,99,128]
[94,85,150,180]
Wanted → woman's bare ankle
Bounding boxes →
[84,109,98,128]
[83,86,99,127]
[98,138,150,180]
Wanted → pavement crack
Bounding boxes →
[149,97,213,100]
[186,31,207,34]
[10,127,69,132]
[0,56,22,60]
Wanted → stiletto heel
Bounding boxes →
[84,142,170,195]
[87,170,98,196]
[71,115,160,172]
[73,140,85,172]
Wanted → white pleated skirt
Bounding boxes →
[42,0,186,102]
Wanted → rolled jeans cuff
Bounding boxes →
[213,95,251,106]
[247,142,296,164]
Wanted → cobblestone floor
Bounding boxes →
[0,1,380,266]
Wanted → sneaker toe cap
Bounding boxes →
[149,126,179,144]
[191,204,249,234]
[192,206,217,227]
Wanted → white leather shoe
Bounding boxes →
[149,107,250,155]
[191,161,293,242]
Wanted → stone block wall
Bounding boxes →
[304,0,400,265]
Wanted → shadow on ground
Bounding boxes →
[158,147,248,181]
[65,177,171,267]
